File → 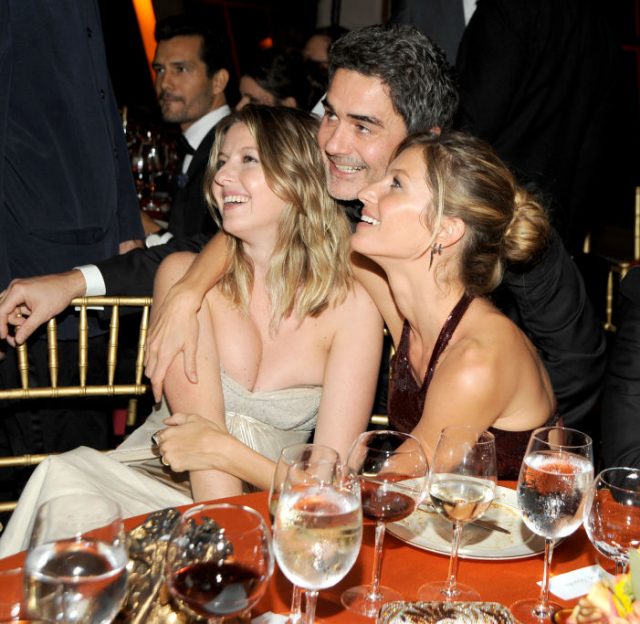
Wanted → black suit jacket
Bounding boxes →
[455,0,618,252]
[168,125,219,239]
[498,231,607,432]
[601,267,640,468]
[0,0,143,291]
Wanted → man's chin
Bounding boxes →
[327,177,361,202]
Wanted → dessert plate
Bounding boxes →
[386,485,546,560]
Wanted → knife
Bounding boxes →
[417,502,511,535]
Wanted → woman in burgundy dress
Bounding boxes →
[351,130,557,479]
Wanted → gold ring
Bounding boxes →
[151,431,161,447]
[161,456,170,467]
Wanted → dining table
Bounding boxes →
[0,484,598,623]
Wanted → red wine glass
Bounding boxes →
[340,430,428,618]
[165,503,274,624]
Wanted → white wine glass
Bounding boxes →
[273,458,362,624]
[268,443,340,624]
[24,493,128,624]
[511,426,593,623]
[584,466,640,575]
[340,430,428,618]
[165,503,273,624]
[417,426,496,602]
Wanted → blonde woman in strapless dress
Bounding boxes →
[0,106,382,556]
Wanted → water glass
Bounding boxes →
[24,494,128,624]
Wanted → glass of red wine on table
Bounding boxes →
[165,503,274,624]
[340,430,429,618]
[510,426,593,624]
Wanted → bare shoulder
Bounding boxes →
[334,279,382,321]
[438,302,531,392]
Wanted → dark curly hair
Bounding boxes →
[328,23,459,133]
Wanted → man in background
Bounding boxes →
[145,14,231,243]
[0,0,144,494]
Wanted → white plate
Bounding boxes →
[386,485,546,560]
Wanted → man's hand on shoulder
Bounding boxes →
[0,270,87,345]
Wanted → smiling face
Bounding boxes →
[317,69,408,202]
[351,145,435,261]
[152,35,224,130]
[212,123,288,244]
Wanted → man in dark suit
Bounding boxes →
[0,0,144,484]
[147,15,231,241]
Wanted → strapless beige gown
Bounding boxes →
[0,372,321,557]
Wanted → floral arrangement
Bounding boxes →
[568,550,640,623]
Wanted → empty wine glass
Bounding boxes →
[340,430,428,618]
[417,426,496,602]
[273,458,362,624]
[511,426,593,623]
[268,443,340,624]
[584,466,640,575]
[165,503,273,624]
[24,494,128,624]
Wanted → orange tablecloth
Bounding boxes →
[0,489,597,622]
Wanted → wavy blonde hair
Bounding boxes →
[394,130,551,297]
[204,105,352,324]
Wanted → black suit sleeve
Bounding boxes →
[601,267,640,469]
[96,233,211,296]
[501,230,607,430]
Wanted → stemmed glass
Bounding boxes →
[24,493,128,624]
[340,430,428,618]
[511,426,593,623]
[584,467,640,575]
[165,503,274,623]
[273,458,362,624]
[417,426,496,602]
[268,443,340,624]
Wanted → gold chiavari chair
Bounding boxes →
[0,296,153,513]
[582,187,640,332]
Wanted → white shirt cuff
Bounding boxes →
[146,231,174,248]
[75,265,106,296]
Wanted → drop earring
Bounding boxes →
[429,243,443,270]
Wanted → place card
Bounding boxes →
[537,565,612,600]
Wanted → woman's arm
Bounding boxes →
[349,251,404,344]
[145,232,231,400]
[152,251,243,500]
[312,282,384,460]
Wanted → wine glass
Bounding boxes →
[340,430,428,618]
[417,426,496,601]
[584,466,640,575]
[273,458,362,624]
[24,493,128,624]
[268,443,340,624]
[511,426,593,623]
[165,503,273,623]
